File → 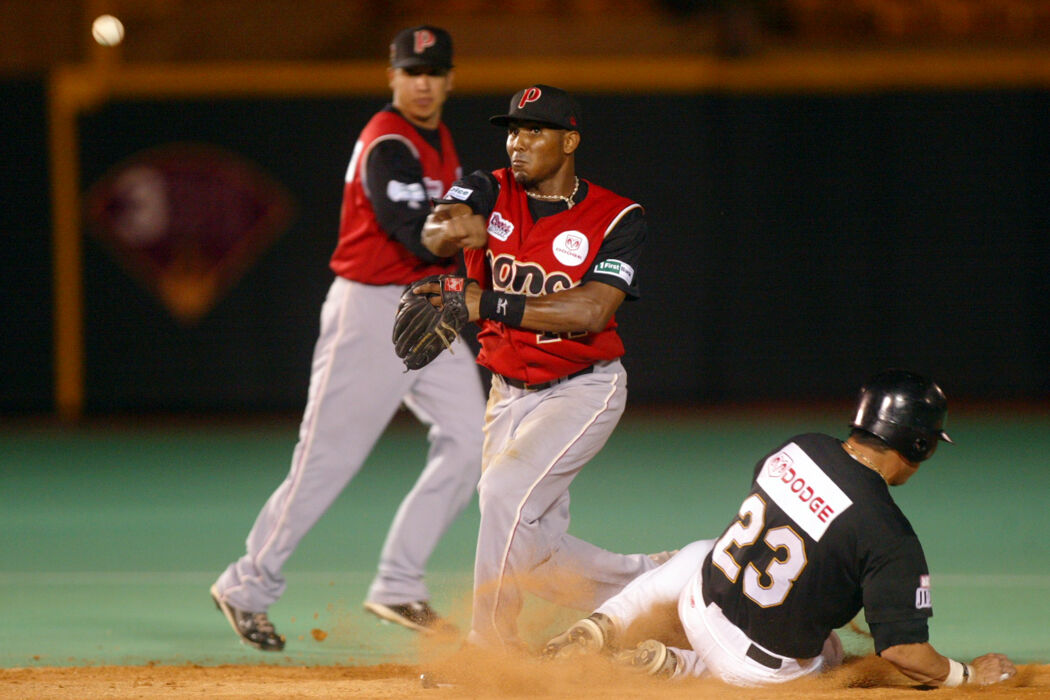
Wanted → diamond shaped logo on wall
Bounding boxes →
[84,143,293,324]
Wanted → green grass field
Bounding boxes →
[2,406,1047,667]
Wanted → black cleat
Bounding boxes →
[364,600,457,635]
[210,584,285,651]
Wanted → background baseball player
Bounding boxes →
[415,84,660,651]
[209,26,484,650]
[544,369,1017,688]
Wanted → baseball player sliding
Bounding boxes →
[394,84,661,651]
[209,26,484,650]
[543,369,1017,689]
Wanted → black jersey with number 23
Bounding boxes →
[700,433,934,658]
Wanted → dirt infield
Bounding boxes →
[3,657,1047,699]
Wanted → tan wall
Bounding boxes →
[5,0,1050,77]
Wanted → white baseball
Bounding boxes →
[92,14,125,47]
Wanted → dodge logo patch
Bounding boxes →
[552,230,588,266]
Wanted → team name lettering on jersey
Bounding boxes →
[387,180,426,209]
[594,259,635,285]
[756,442,852,540]
[445,185,474,201]
[489,251,574,295]
[552,231,589,266]
[487,212,514,241]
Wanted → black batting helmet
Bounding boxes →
[850,369,953,462]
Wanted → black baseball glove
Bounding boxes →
[393,274,476,370]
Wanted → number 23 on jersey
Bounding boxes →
[711,494,807,608]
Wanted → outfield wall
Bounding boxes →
[3,64,1048,413]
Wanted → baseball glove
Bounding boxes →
[393,274,476,370]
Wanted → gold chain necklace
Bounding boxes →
[842,442,889,482]
[526,176,579,208]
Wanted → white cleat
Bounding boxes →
[542,613,616,659]
[617,639,679,679]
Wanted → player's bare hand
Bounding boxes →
[422,203,487,256]
[970,653,1016,685]
[411,281,443,308]
[437,209,486,248]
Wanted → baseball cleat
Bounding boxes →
[210,585,285,651]
[363,600,457,635]
[542,612,616,660]
[617,639,679,679]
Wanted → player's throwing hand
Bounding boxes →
[422,203,487,254]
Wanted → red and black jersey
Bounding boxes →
[331,109,460,285]
[457,168,645,384]
[701,433,933,659]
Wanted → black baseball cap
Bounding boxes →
[389,25,453,70]
[489,85,582,132]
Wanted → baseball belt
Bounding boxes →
[746,643,783,669]
[498,365,594,391]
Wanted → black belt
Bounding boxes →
[746,643,783,670]
[498,365,594,391]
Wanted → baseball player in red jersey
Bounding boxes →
[419,85,660,650]
[544,370,1017,689]
[209,26,484,650]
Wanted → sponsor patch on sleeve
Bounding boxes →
[594,259,635,285]
[445,185,474,201]
[915,575,932,609]
[387,180,426,209]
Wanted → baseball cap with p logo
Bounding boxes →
[489,84,582,132]
[389,25,453,71]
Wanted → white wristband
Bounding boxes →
[944,658,973,687]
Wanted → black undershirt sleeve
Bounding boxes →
[433,170,500,217]
[365,138,449,265]
[581,207,647,299]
